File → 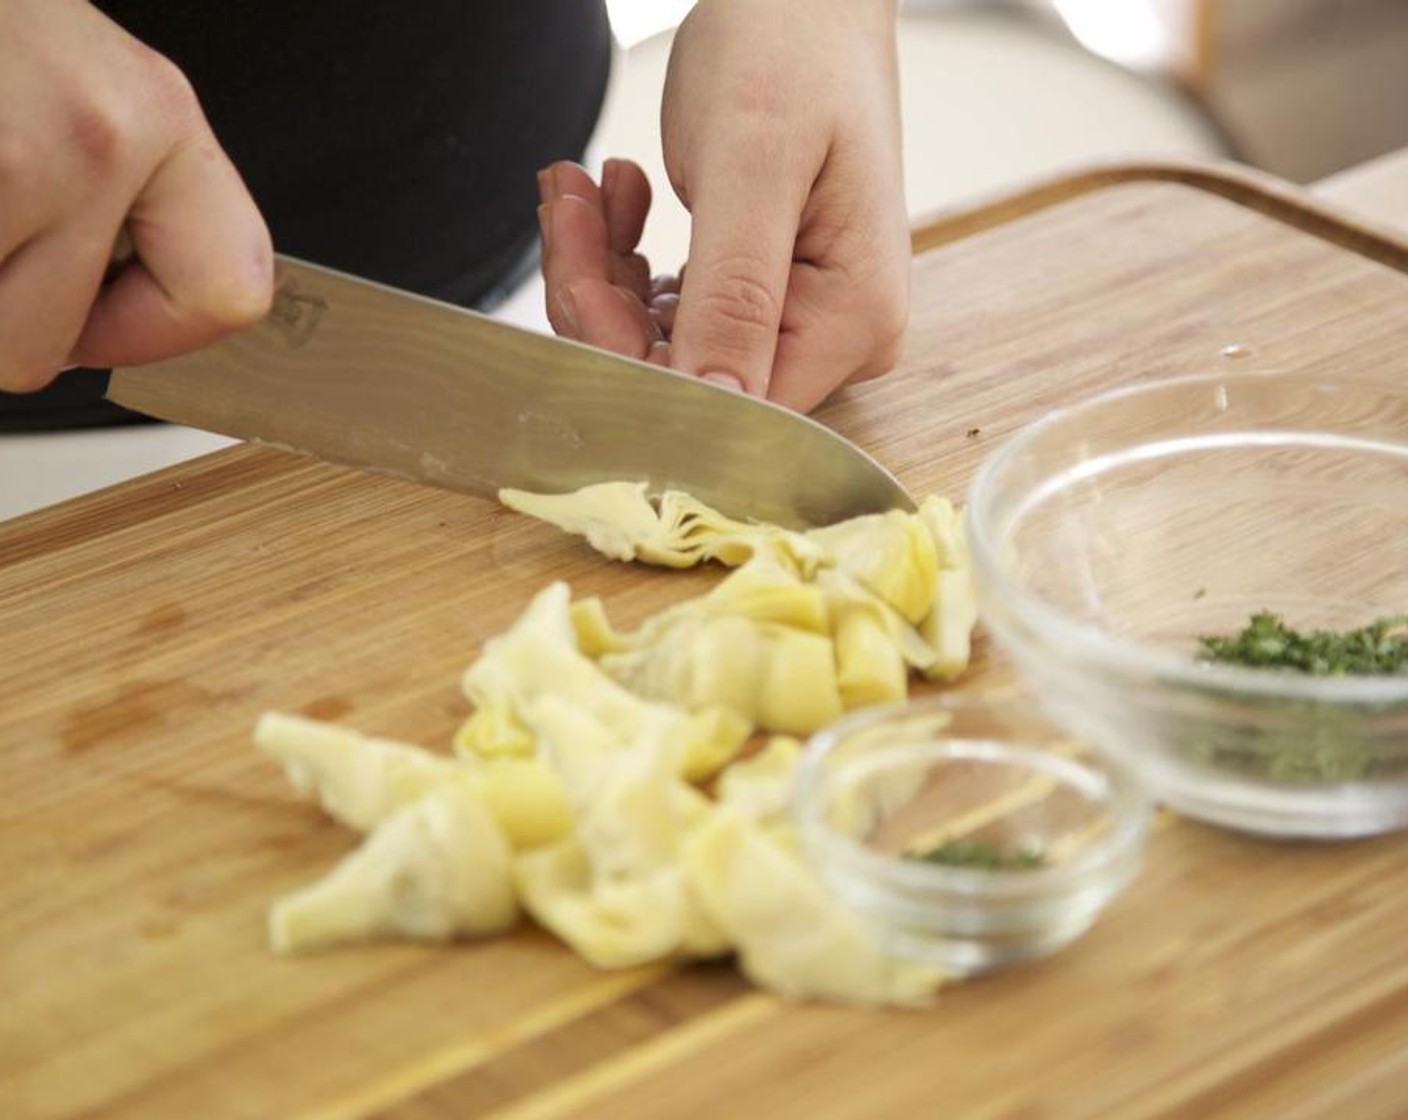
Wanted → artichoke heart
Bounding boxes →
[498,480,666,563]
[682,808,946,1008]
[255,712,459,832]
[513,735,727,967]
[569,595,628,657]
[458,582,752,780]
[257,712,572,852]
[459,754,575,851]
[807,509,939,624]
[653,490,828,574]
[269,781,518,954]
[601,613,843,737]
[819,571,941,676]
[259,478,981,1004]
[915,496,978,681]
[513,843,724,968]
[832,605,909,709]
[697,553,830,633]
[715,736,803,829]
[500,482,827,574]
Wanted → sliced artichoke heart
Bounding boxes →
[682,808,946,1007]
[807,509,939,625]
[255,712,458,832]
[269,781,518,954]
[458,582,752,780]
[513,735,727,967]
[601,612,843,736]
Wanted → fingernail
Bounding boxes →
[603,159,618,197]
[702,372,744,393]
[536,167,552,202]
[556,286,581,335]
[650,292,678,334]
[537,204,551,253]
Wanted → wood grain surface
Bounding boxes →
[2,163,1407,1120]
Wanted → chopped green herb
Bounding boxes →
[1193,587,1207,600]
[907,839,1045,871]
[1176,705,1388,783]
[1178,612,1408,784]
[1198,612,1408,676]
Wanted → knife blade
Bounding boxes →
[107,255,915,527]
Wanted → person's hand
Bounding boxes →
[538,0,908,413]
[0,0,272,393]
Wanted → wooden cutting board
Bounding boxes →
[2,162,1406,1120]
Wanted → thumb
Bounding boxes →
[669,148,806,397]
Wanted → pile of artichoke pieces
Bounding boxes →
[256,481,976,1007]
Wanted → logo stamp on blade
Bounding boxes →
[269,278,328,348]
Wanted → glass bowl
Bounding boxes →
[793,693,1150,977]
[967,371,1408,838]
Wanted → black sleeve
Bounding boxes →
[1,1,612,430]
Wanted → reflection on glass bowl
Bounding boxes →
[967,371,1408,838]
[794,692,1150,977]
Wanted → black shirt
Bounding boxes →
[0,2,612,429]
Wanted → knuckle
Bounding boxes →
[872,289,909,357]
[854,303,907,382]
[138,50,202,127]
[721,66,790,131]
[74,60,184,173]
[693,260,782,337]
[0,127,37,194]
[848,261,909,381]
[63,95,130,173]
[78,52,203,170]
[852,332,904,383]
[50,51,200,177]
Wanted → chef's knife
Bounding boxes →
[107,255,914,527]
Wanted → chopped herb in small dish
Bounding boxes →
[1198,612,1408,677]
[907,839,1045,871]
[1182,613,1408,784]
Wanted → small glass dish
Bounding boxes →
[793,693,1150,977]
[966,371,1408,839]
